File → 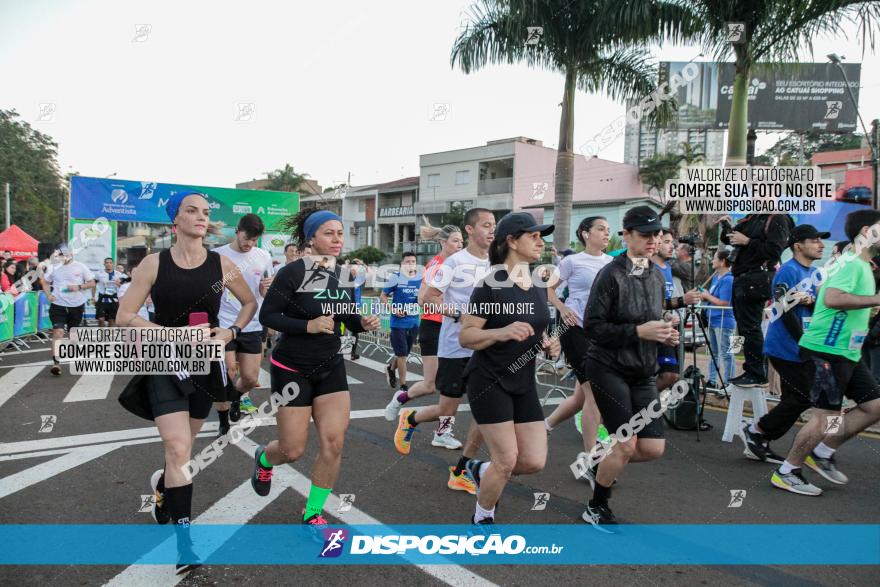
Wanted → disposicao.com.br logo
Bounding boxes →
[324,531,563,557]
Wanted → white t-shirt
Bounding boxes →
[45,261,95,308]
[558,252,612,328]
[214,244,273,332]
[96,270,124,297]
[118,281,151,321]
[430,248,491,359]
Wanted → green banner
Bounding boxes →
[0,294,13,342]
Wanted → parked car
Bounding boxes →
[837,185,873,204]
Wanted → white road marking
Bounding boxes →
[63,373,115,402]
[0,359,54,369]
[0,365,45,408]
[348,356,424,381]
[0,443,120,499]
[258,367,270,388]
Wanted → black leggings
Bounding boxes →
[585,359,665,439]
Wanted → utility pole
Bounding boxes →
[871,119,879,211]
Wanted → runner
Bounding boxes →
[741,225,827,463]
[213,213,274,435]
[116,191,257,574]
[392,208,495,495]
[94,257,124,327]
[381,251,421,397]
[459,212,560,524]
[544,216,611,486]
[41,245,96,376]
[581,206,678,528]
[771,210,880,496]
[250,209,380,528]
[384,221,463,452]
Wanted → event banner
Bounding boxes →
[0,293,13,342]
[13,293,38,337]
[69,176,299,230]
[260,232,291,265]
[69,218,117,273]
[38,292,51,330]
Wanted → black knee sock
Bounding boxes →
[406,411,418,427]
[218,410,229,429]
[165,484,195,553]
[590,481,612,507]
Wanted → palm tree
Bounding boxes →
[265,163,309,193]
[451,0,701,250]
[683,0,879,165]
[639,152,682,202]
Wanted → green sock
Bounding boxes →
[303,484,332,519]
[259,451,273,469]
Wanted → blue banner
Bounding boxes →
[38,292,51,331]
[12,293,37,337]
[1,525,878,565]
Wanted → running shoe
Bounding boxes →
[50,364,61,376]
[384,393,403,422]
[386,359,397,389]
[251,444,273,496]
[471,515,494,525]
[150,469,171,525]
[582,503,618,533]
[770,468,823,496]
[730,373,768,388]
[597,424,611,443]
[464,459,485,496]
[175,543,202,575]
[393,409,417,455]
[447,466,477,494]
[240,396,257,414]
[805,453,849,485]
[302,509,330,544]
[741,425,785,464]
[432,432,462,450]
[229,400,241,423]
[575,410,582,434]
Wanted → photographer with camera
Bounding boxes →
[672,239,709,292]
[718,213,793,387]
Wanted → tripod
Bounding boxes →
[675,243,728,442]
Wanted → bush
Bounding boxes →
[342,246,385,265]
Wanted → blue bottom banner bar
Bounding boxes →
[1,524,878,565]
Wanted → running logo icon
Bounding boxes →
[138,494,155,513]
[531,492,549,511]
[436,416,455,435]
[726,22,745,43]
[319,529,348,558]
[824,415,842,435]
[824,101,843,120]
[728,489,746,508]
[337,494,356,513]
[39,415,57,433]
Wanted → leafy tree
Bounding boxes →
[265,163,309,192]
[341,246,385,265]
[754,130,866,166]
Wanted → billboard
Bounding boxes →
[715,62,861,131]
[658,62,862,132]
[70,176,299,230]
[69,218,117,272]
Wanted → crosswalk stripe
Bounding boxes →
[348,356,423,381]
[0,365,45,409]
[0,443,120,500]
[258,367,270,388]
[63,373,115,402]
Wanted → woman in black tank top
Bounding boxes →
[117,191,257,573]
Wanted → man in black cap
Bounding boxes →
[741,224,828,464]
[581,205,679,529]
[720,213,793,387]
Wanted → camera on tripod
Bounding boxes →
[678,233,701,247]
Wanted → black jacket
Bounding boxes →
[583,255,666,378]
[720,214,792,276]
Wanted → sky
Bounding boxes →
[2,0,879,190]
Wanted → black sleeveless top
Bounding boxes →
[151,248,223,328]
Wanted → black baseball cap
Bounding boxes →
[619,205,664,234]
[789,224,830,247]
[495,212,554,241]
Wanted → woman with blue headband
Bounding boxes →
[117,190,257,574]
[250,208,380,529]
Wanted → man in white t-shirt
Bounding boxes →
[213,214,274,435]
[94,257,125,327]
[392,208,495,495]
[42,245,96,376]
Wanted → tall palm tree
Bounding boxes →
[682,0,879,165]
[452,0,701,249]
[265,163,309,193]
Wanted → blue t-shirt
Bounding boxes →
[706,272,735,329]
[656,262,674,300]
[382,272,421,329]
[764,258,817,362]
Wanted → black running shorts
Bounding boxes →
[147,375,214,420]
[417,320,441,357]
[49,303,84,331]
[466,368,544,425]
[225,330,263,354]
[270,357,348,408]
[559,325,590,384]
[95,298,118,320]
[801,349,880,411]
[437,357,470,398]
[585,358,665,439]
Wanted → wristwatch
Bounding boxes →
[229,326,241,340]
[452,310,462,323]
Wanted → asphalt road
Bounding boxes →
[0,343,878,586]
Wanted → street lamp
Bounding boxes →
[827,54,879,209]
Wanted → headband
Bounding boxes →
[166,190,208,223]
[304,210,342,241]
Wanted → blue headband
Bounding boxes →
[304,210,342,241]
[166,190,207,222]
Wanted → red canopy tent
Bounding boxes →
[0,225,39,260]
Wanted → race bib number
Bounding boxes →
[802,316,812,331]
[849,330,867,351]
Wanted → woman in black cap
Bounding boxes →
[459,212,560,525]
[117,190,257,573]
[581,205,678,529]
